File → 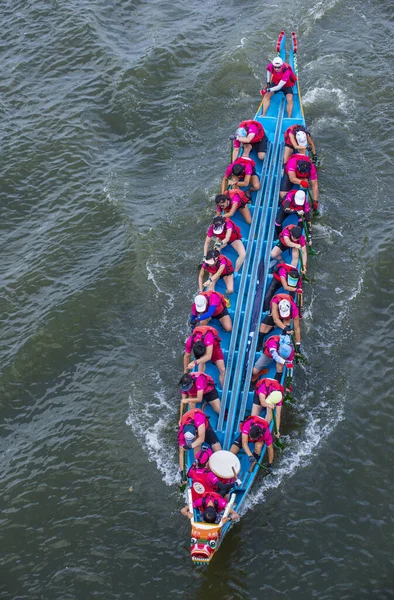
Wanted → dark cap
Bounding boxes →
[179,373,193,392]
[202,506,217,523]
[193,341,206,359]
[249,424,266,440]
[290,226,302,240]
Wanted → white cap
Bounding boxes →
[194,295,208,312]
[204,257,215,265]
[295,131,307,147]
[184,431,195,442]
[272,57,283,67]
[213,224,225,234]
[294,190,306,206]
[278,299,291,318]
[265,390,283,405]
[236,127,247,138]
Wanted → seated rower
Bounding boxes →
[275,190,312,243]
[263,263,302,312]
[183,324,226,386]
[179,372,221,414]
[283,124,316,164]
[230,415,274,471]
[178,408,221,474]
[262,56,297,118]
[199,249,234,295]
[252,333,294,383]
[181,491,239,524]
[221,158,260,194]
[215,190,252,225]
[184,448,235,500]
[191,292,232,332]
[279,132,319,209]
[203,216,246,273]
[251,378,285,438]
[232,119,268,162]
[258,293,301,353]
[271,224,307,272]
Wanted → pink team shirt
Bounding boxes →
[233,122,261,149]
[255,380,284,407]
[177,411,208,447]
[281,227,306,248]
[185,331,215,354]
[193,495,227,512]
[225,160,253,178]
[286,155,317,180]
[191,292,222,317]
[267,62,293,85]
[277,265,302,289]
[271,295,299,319]
[241,419,273,446]
[206,221,236,239]
[264,337,295,361]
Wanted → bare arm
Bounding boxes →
[198,266,205,292]
[203,235,212,258]
[235,174,251,188]
[293,316,301,344]
[311,179,318,201]
[221,175,228,194]
[288,171,305,186]
[241,432,253,457]
[181,390,204,406]
[184,350,191,372]
[275,406,282,436]
[192,424,206,449]
[209,263,225,283]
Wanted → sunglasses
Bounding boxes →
[273,66,282,70]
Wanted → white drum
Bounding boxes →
[209,450,240,479]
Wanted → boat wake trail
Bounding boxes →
[126,383,179,486]
[245,390,345,512]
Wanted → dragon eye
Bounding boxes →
[208,540,216,548]
[191,537,197,544]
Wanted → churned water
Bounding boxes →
[1,0,393,598]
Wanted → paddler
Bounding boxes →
[215,191,252,224]
[279,131,319,210]
[178,408,221,474]
[258,293,301,353]
[270,224,308,272]
[181,491,239,524]
[183,324,226,386]
[203,216,246,273]
[283,123,317,164]
[198,249,234,295]
[179,372,221,414]
[252,334,294,383]
[232,119,268,162]
[275,189,312,243]
[221,157,260,194]
[230,415,274,471]
[251,379,285,438]
[190,291,232,332]
[261,56,297,118]
[263,263,302,311]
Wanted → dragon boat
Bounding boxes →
[181,31,314,564]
